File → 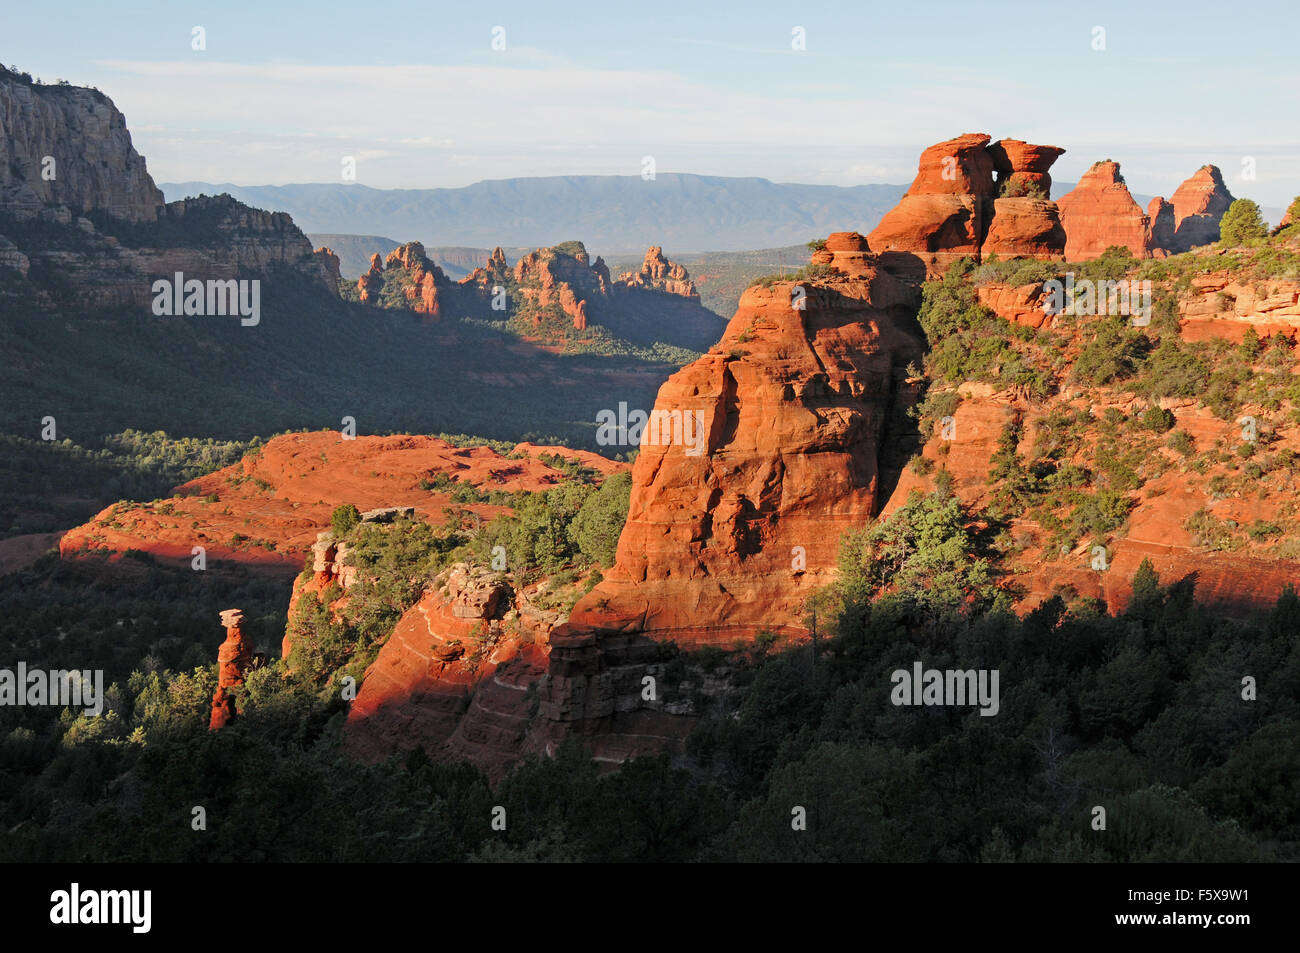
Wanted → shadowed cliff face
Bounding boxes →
[0,68,164,223]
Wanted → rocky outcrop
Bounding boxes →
[988,139,1064,197]
[982,197,1068,259]
[558,258,924,646]
[1176,271,1300,342]
[811,231,877,277]
[507,243,609,330]
[617,246,699,299]
[591,255,612,294]
[0,68,164,223]
[3,190,339,308]
[975,281,1055,328]
[459,245,512,293]
[343,564,553,774]
[343,563,714,778]
[869,134,1066,276]
[358,253,384,302]
[1170,166,1234,251]
[209,609,252,730]
[1056,161,1152,259]
[314,246,341,289]
[869,133,995,275]
[1147,197,1176,253]
[355,241,448,317]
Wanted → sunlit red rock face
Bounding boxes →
[883,388,1300,618]
[314,246,342,289]
[355,241,449,318]
[617,246,699,299]
[811,231,876,276]
[1056,160,1152,259]
[869,134,1066,277]
[559,260,924,647]
[987,139,1064,196]
[209,609,252,730]
[1170,165,1235,251]
[59,431,627,573]
[975,282,1054,328]
[982,197,1067,259]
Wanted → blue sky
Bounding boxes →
[6,0,1299,205]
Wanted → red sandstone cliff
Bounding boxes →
[869,134,1066,276]
[559,257,924,646]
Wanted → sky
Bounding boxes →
[6,0,1300,205]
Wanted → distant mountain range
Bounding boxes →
[162,175,911,255]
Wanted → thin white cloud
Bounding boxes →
[89,58,1300,203]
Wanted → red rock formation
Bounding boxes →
[314,246,341,289]
[869,134,994,275]
[976,282,1054,328]
[387,242,447,317]
[909,132,998,196]
[870,134,1065,275]
[988,138,1064,197]
[1147,197,1176,254]
[1170,166,1234,251]
[617,246,700,299]
[358,253,384,303]
[1056,160,1151,260]
[982,198,1067,260]
[559,261,924,646]
[344,564,703,778]
[0,70,164,222]
[344,564,553,774]
[812,231,877,277]
[557,283,589,329]
[458,245,512,296]
[209,609,252,730]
